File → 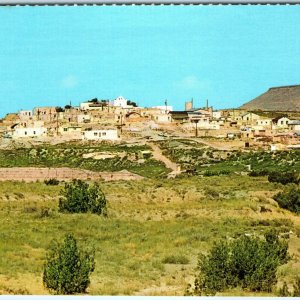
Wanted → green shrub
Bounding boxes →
[273,185,300,214]
[59,180,107,215]
[44,178,60,186]
[249,170,269,177]
[268,172,299,185]
[162,255,189,264]
[191,230,289,295]
[43,234,95,294]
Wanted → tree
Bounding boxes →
[55,106,64,113]
[43,234,95,294]
[190,230,289,295]
[273,184,300,214]
[88,98,98,103]
[59,180,107,215]
[127,100,137,107]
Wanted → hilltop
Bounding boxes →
[240,84,300,112]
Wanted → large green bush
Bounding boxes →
[189,230,289,295]
[43,234,95,294]
[268,172,299,185]
[59,180,107,215]
[273,185,300,214]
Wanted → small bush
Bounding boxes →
[39,207,52,218]
[44,178,60,186]
[190,229,289,295]
[43,234,95,294]
[162,255,189,264]
[249,170,269,177]
[59,180,107,215]
[268,172,299,185]
[273,185,300,214]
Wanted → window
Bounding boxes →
[94,132,97,136]
[33,131,36,135]
[102,132,106,136]
[25,131,27,135]
[64,128,68,132]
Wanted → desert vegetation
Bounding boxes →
[0,142,169,178]
[43,234,95,294]
[0,173,299,295]
[59,180,107,215]
[156,139,300,175]
[187,230,289,295]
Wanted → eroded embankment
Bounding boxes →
[0,167,143,182]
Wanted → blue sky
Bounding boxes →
[0,5,300,117]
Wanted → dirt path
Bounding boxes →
[147,142,180,174]
[0,167,143,182]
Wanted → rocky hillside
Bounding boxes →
[240,84,300,112]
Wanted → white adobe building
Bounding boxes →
[13,127,47,138]
[82,129,119,141]
[113,96,133,108]
[152,114,172,123]
[212,111,222,119]
[151,105,173,112]
[275,117,290,128]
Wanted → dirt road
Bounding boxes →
[147,142,180,174]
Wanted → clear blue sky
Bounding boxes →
[0,5,300,117]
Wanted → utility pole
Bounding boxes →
[120,112,123,133]
[192,119,199,137]
[56,111,59,136]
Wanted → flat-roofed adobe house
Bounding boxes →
[241,112,262,125]
[169,111,189,123]
[12,127,47,138]
[288,120,300,131]
[59,125,82,135]
[152,113,172,124]
[18,110,33,121]
[82,129,119,141]
[272,116,290,128]
[33,107,59,122]
[255,118,273,128]
[80,99,110,111]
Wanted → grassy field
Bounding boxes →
[0,142,170,178]
[0,175,300,295]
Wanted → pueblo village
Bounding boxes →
[0,84,300,296]
[1,5,300,296]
